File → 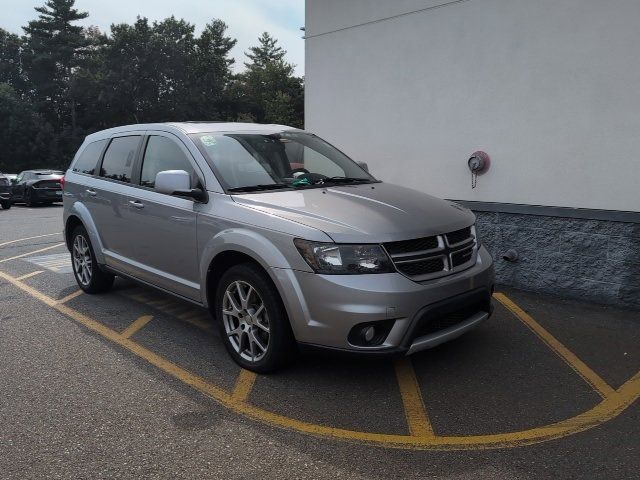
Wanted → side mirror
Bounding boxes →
[155,170,207,202]
[357,161,369,173]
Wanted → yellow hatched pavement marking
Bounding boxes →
[494,292,615,399]
[1,267,638,451]
[56,289,84,305]
[121,291,212,331]
[232,369,258,402]
[0,243,65,263]
[16,270,44,281]
[394,358,434,437]
[0,232,61,248]
[121,315,155,339]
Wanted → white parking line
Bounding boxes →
[24,253,72,273]
[0,232,62,248]
[0,243,65,263]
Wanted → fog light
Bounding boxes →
[363,326,375,342]
[347,320,395,347]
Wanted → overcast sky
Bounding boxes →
[0,0,305,75]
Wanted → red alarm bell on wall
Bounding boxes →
[468,151,491,188]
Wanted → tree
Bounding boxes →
[0,29,26,91]
[0,84,52,172]
[22,0,89,130]
[244,32,285,69]
[235,32,304,127]
[0,4,305,171]
[188,20,237,119]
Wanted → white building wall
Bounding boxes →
[305,0,640,212]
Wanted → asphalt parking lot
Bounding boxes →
[1,204,639,479]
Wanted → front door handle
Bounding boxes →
[86,189,97,196]
[129,200,144,209]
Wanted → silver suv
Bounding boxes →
[63,123,494,372]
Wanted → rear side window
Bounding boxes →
[100,136,141,183]
[140,136,197,189]
[72,140,106,175]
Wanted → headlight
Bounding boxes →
[293,239,395,274]
[472,224,482,248]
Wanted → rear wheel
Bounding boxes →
[24,188,37,207]
[215,263,295,373]
[71,225,114,293]
[0,200,10,210]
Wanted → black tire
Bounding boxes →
[70,225,115,293]
[214,262,295,373]
[24,188,37,207]
[0,200,10,210]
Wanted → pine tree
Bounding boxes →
[0,29,26,92]
[236,33,304,127]
[22,0,89,130]
[244,32,286,70]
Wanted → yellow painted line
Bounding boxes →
[0,232,62,248]
[494,292,615,399]
[16,270,44,281]
[121,315,155,339]
[232,369,258,402]
[394,358,434,437]
[121,291,212,331]
[1,268,638,450]
[56,289,84,305]
[178,310,209,323]
[177,313,212,331]
[147,299,175,309]
[0,242,65,263]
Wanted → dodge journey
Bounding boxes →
[63,122,495,372]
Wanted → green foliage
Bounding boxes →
[0,0,304,172]
[0,83,53,173]
[0,29,26,90]
[234,32,304,127]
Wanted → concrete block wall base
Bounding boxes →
[474,211,640,310]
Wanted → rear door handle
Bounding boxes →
[86,189,97,196]
[129,200,144,209]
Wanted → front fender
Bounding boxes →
[65,202,106,264]
[199,228,303,307]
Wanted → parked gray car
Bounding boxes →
[63,122,495,372]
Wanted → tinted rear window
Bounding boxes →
[73,140,106,175]
[100,136,141,183]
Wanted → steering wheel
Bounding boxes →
[289,167,310,178]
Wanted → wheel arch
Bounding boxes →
[64,203,106,263]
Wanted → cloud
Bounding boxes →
[1,0,305,75]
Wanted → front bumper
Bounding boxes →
[272,246,495,354]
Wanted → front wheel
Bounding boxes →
[71,226,115,293]
[215,263,295,373]
[0,200,10,210]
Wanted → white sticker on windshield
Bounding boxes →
[200,135,217,147]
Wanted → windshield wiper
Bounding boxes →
[317,177,373,184]
[227,183,291,193]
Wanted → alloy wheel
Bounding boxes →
[72,235,93,286]
[222,280,271,362]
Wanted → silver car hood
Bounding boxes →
[231,182,475,243]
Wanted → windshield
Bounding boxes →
[191,131,376,192]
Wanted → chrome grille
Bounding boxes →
[384,236,439,255]
[382,226,478,281]
[446,227,472,246]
